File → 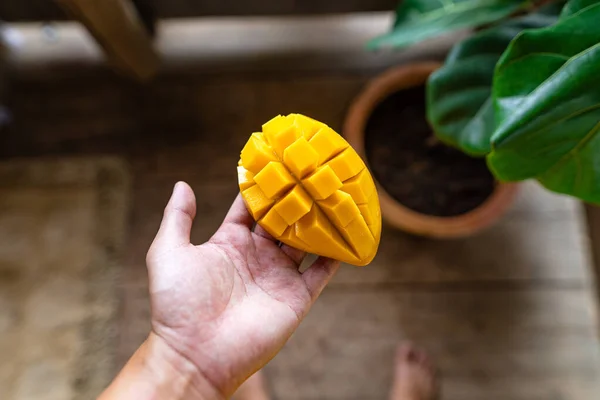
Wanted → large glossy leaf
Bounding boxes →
[367,0,528,50]
[427,6,560,155]
[560,0,599,16]
[488,0,600,202]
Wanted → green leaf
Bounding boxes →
[427,9,559,155]
[560,0,599,16]
[367,0,528,50]
[488,0,600,203]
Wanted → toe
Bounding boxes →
[390,344,441,400]
[397,343,419,363]
[414,349,433,370]
[395,343,438,377]
[413,349,428,364]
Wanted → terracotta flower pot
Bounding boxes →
[343,62,518,238]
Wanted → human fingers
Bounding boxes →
[253,225,276,242]
[280,245,306,266]
[301,256,340,300]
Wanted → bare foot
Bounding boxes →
[389,344,439,400]
[232,370,270,400]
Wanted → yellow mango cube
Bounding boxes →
[309,126,349,164]
[273,185,313,225]
[271,125,301,158]
[242,185,274,220]
[292,113,325,140]
[283,137,319,178]
[260,209,288,237]
[280,225,310,252]
[262,115,293,143]
[253,161,295,199]
[326,148,365,182]
[237,166,255,191]
[317,191,361,228]
[240,135,277,174]
[302,165,343,200]
[341,169,375,204]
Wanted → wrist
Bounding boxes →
[144,332,225,400]
[99,332,223,400]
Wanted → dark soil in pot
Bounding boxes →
[364,85,496,217]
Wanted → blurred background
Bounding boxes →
[0,1,600,399]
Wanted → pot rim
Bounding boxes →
[343,61,519,238]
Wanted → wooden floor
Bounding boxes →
[2,68,600,399]
[0,158,129,399]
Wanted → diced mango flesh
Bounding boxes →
[262,115,293,142]
[326,148,366,182]
[237,166,255,191]
[280,225,311,252]
[240,134,277,174]
[238,113,381,266]
[283,137,319,178]
[309,126,349,165]
[358,204,372,224]
[339,216,375,261]
[296,206,356,262]
[259,209,288,237]
[293,114,324,140]
[274,185,313,225]
[366,192,382,237]
[271,125,301,158]
[302,165,343,200]
[242,185,274,220]
[253,161,295,199]
[318,191,361,228]
[341,169,374,204]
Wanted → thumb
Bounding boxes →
[149,181,197,254]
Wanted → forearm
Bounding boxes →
[99,332,223,400]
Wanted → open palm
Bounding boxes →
[146,182,339,398]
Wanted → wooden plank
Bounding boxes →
[55,0,159,80]
[0,157,130,398]
[1,0,398,21]
[266,289,600,400]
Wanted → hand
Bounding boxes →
[140,182,339,398]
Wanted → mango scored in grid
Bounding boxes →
[237,113,381,266]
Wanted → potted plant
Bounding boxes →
[344,0,599,237]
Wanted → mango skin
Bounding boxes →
[238,113,381,266]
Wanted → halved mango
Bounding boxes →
[238,113,381,266]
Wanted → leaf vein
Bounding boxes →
[541,117,600,179]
